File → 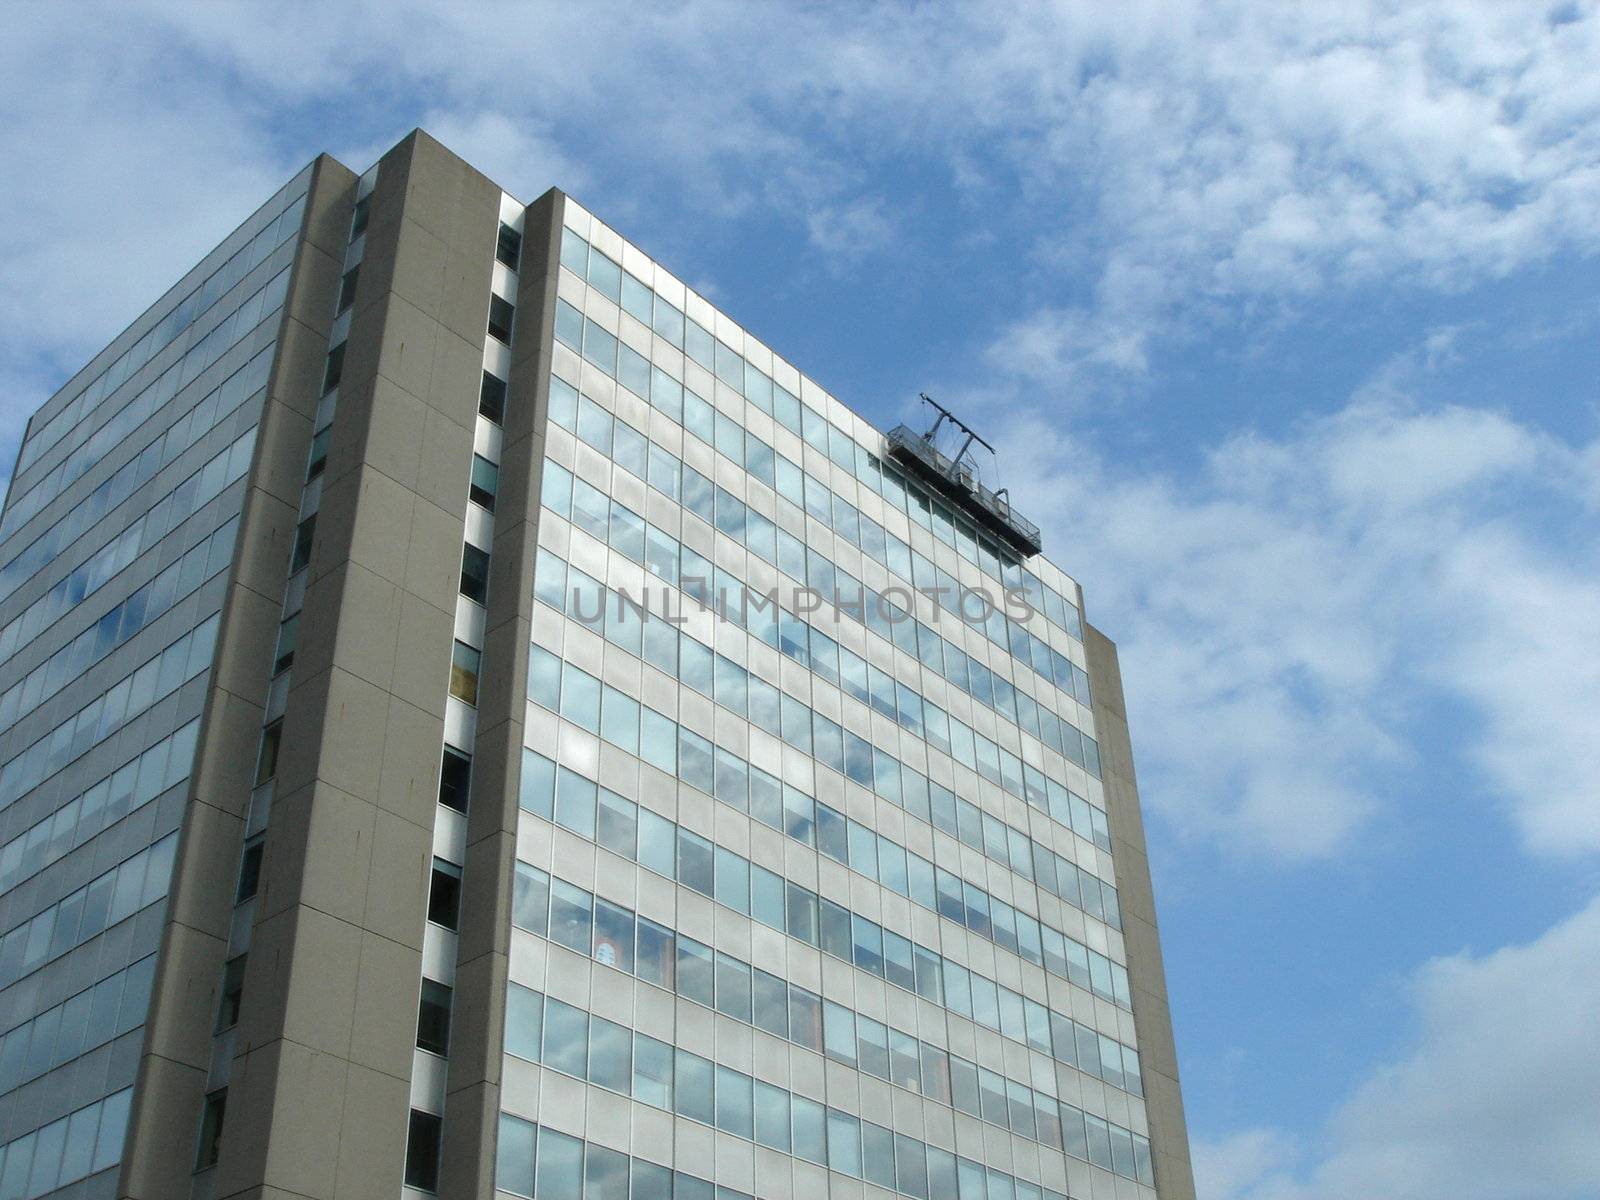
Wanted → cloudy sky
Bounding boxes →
[4,3,1599,1196]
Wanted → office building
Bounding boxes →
[0,131,1194,1200]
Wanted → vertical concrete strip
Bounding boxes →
[437,185,565,1199]
[1085,622,1197,1200]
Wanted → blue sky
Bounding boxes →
[4,3,1599,1196]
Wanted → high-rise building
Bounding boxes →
[0,130,1194,1200]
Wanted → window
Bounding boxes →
[416,979,452,1055]
[427,859,462,930]
[449,641,480,705]
[255,720,282,786]
[585,1144,628,1195]
[497,222,523,270]
[195,1088,226,1170]
[549,879,592,953]
[469,454,498,511]
[498,1113,536,1195]
[505,983,542,1062]
[235,836,264,902]
[336,264,359,313]
[488,295,515,343]
[404,1109,442,1191]
[272,615,299,675]
[350,194,370,237]
[480,371,507,423]
[633,1032,673,1107]
[542,997,588,1078]
[587,1016,631,1092]
[290,514,315,574]
[438,746,471,813]
[536,1126,581,1198]
[321,343,345,393]
[306,424,331,478]
[460,544,490,604]
[216,955,246,1032]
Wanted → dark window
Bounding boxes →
[336,265,359,313]
[255,721,282,786]
[438,747,471,813]
[236,837,264,903]
[403,1109,442,1191]
[272,615,299,675]
[428,859,462,930]
[460,544,490,604]
[290,514,316,574]
[496,223,522,271]
[416,979,453,1055]
[321,343,345,394]
[488,295,515,343]
[307,425,331,479]
[195,1088,227,1170]
[479,371,507,423]
[469,455,498,511]
[350,195,370,237]
[216,955,246,1032]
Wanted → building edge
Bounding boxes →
[1084,623,1196,1200]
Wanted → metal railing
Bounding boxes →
[885,425,1042,556]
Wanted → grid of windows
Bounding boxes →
[0,610,220,810]
[554,225,1082,647]
[546,371,1095,750]
[518,755,1140,1093]
[495,204,1153,1198]
[0,833,177,991]
[539,455,1102,805]
[507,977,1152,1185]
[512,857,1144,1150]
[532,552,1118,914]
[0,341,273,631]
[0,954,156,1095]
[6,169,304,520]
[0,718,198,895]
[524,600,1131,1009]
[0,1086,133,1199]
[548,385,1096,792]
[497,1109,1147,1199]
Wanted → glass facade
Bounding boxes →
[495,200,1149,1199]
[0,166,310,1194]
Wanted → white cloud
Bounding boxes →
[991,346,1600,860]
[5,0,1598,455]
[805,197,895,261]
[1196,893,1600,1200]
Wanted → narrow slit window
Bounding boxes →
[438,746,471,813]
[336,265,359,313]
[449,641,480,705]
[469,455,498,511]
[459,544,490,605]
[479,371,507,423]
[216,955,246,1032]
[403,1109,442,1191]
[487,295,515,344]
[321,343,344,394]
[496,223,522,271]
[416,979,452,1056]
[427,859,462,931]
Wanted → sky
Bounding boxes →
[3,2,1599,1196]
